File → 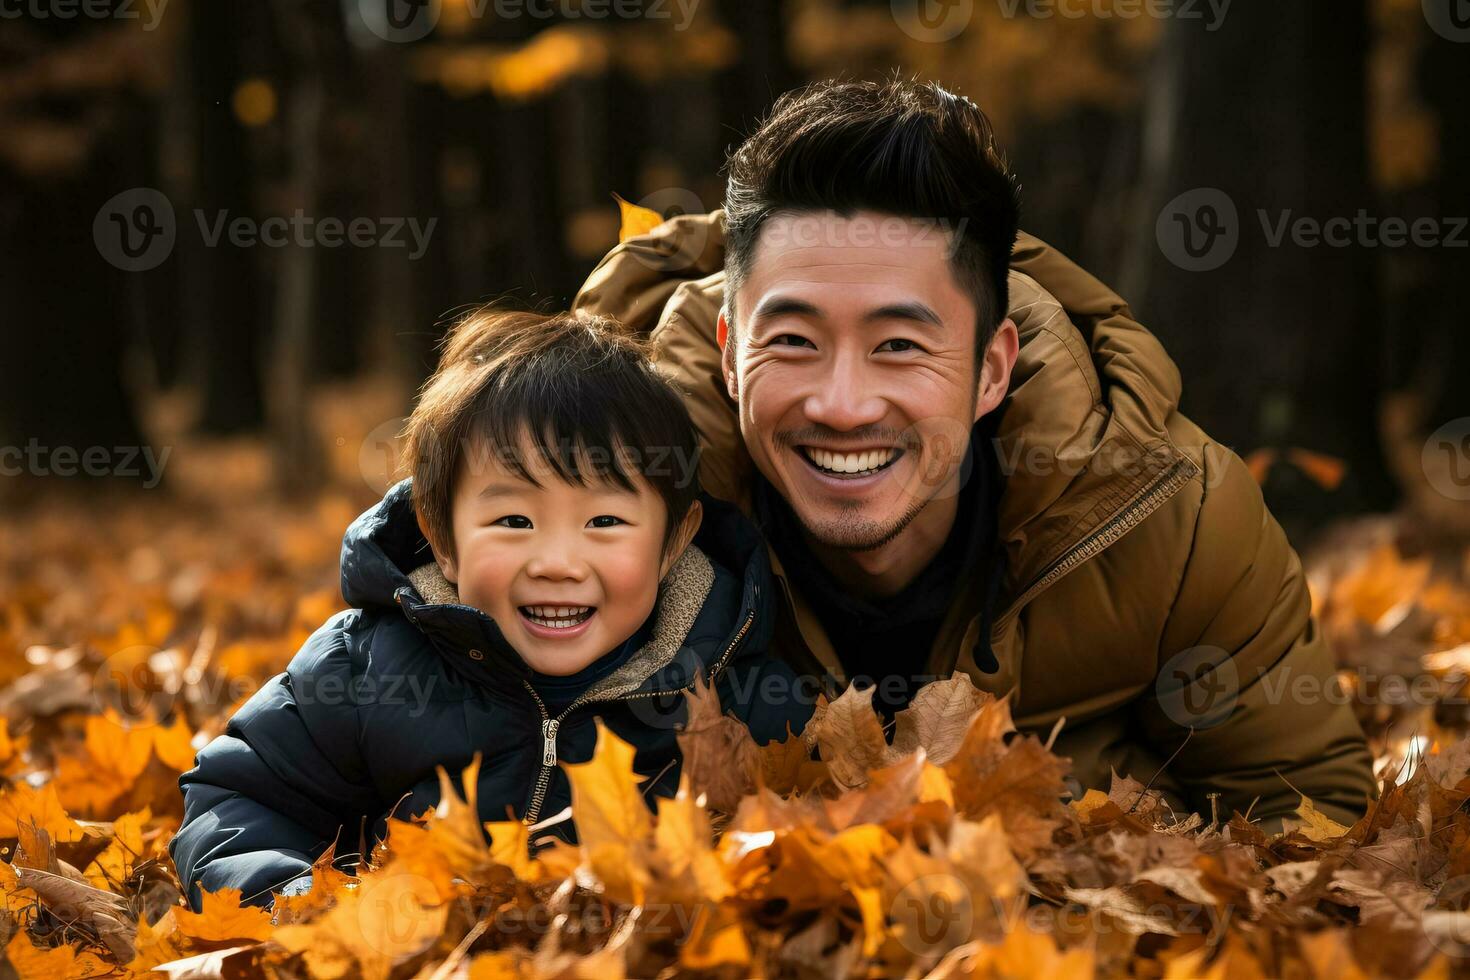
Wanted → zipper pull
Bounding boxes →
[541,718,560,767]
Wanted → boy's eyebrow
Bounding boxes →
[476,482,527,499]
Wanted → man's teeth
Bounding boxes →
[522,606,593,628]
[804,446,900,475]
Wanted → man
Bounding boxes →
[574,78,1376,828]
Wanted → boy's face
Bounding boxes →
[435,434,702,677]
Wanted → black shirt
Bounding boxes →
[752,418,1005,719]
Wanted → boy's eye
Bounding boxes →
[492,515,532,529]
[877,338,921,353]
[587,515,624,528]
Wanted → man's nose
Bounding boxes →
[802,350,887,430]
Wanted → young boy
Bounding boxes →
[169,309,813,911]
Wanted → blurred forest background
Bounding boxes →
[1,0,1467,547]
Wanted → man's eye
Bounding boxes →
[771,334,814,348]
[492,515,532,529]
[877,338,921,353]
[588,515,625,528]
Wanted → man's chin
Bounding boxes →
[790,503,915,553]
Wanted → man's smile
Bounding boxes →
[798,445,904,477]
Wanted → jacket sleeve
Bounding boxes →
[1136,444,1378,830]
[1010,232,1378,829]
[169,615,384,910]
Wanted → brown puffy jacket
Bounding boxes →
[573,210,1377,829]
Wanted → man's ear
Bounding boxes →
[975,317,1019,422]
[659,499,704,580]
[718,310,738,402]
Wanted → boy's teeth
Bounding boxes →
[522,605,593,629]
[805,446,899,474]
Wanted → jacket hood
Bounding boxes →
[339,478,775,696]
[572,210,1199,617]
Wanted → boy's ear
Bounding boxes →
[718,311,737,402]
[659,499,704,580]
[418,513,459,583]
[430,543,458,584]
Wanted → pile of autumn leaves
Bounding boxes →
[2,492,1470,978]
[1,675,1468,979]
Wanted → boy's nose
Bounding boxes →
[525,552,589,581]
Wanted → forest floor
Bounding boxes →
[0,383,1467,978]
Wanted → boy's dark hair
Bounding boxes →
[403,308,702,564]
[723,76,1021,363]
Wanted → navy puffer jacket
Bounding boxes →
[169,479,811,910]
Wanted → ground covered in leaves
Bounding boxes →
[2,454,1470,978]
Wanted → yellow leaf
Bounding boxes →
[807,683,892,789]
[0,781,89,842]
[564,720,653,847]
[614,193,664,242]
[1290,795,1350,842]
[5,930,112,978]
[172,887,274,943]
[85,806,150,891]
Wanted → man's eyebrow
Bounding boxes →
[750,295,944,329]
[751,295,822,322]
[862,301,943,328]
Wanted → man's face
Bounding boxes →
[437,432,699,676]
[723,210,997,553]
